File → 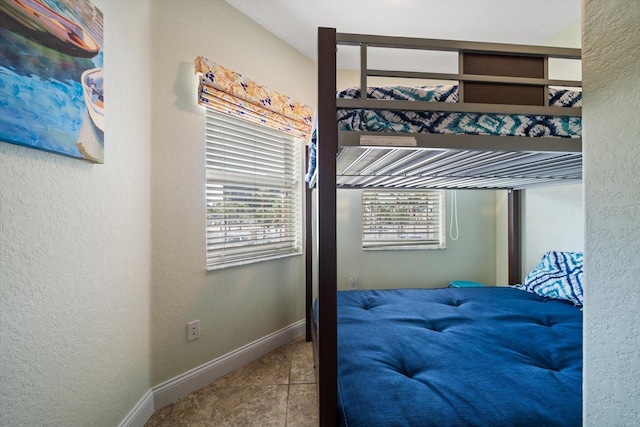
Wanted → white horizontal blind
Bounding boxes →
[206,108,302,269]
[362,190,445,250]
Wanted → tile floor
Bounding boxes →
[145,335,318,427]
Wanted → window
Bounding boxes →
[205,109,303,270]
[362,190,445,250]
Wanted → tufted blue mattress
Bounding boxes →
[330,287,582,426]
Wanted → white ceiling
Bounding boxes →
[226,0,581,70]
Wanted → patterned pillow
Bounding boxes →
[519,251,584,306]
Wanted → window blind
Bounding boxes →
[362,190,445,250]
[206,108,302,269]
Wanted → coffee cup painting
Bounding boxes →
[0,0,104,163]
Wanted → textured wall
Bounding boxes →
[0,1,153,425]
[583,0,640,424]
[148,0,316,385]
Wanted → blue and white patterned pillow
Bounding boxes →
[518,251,584,306]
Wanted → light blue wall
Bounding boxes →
[336,189,497,290]
[148,0,315,385]
[522,184,584,276]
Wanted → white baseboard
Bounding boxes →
[119,319,306,427]
[118,389,154,427]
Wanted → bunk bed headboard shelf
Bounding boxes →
[336,31,582,106]
[308,27,583,427]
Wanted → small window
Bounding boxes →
[362,190,445,250]
[205,109,302,270]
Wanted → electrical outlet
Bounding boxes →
[349,275,358,290]
[187,320,200,341]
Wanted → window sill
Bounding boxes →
[207,251,303,271]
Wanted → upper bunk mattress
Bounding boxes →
[334,286,582,427]
[338,85,582,138]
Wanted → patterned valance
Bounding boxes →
[195,56,313,139]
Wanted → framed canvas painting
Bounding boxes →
[0,0,104,163]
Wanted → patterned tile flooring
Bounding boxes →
[145,336,318,426]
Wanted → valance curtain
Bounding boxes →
[195,56,313,140]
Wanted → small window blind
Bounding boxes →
[362,190,445,250]
[206,108,302,270]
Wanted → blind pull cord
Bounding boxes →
[449,189,459,241]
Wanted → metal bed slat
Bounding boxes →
[407,151,514,176]
[334,146,582,190]
[438,152,539,175]
[338,150,429,187]
[462,153,579,175]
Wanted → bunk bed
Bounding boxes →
[306,28,582,426]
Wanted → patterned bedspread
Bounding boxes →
[329,287,582,427]
[337,85,582,138]
[305,85,582,183]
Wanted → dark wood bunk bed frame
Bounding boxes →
[305,27,582,426]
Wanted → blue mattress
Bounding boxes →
[331,287,582,426]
